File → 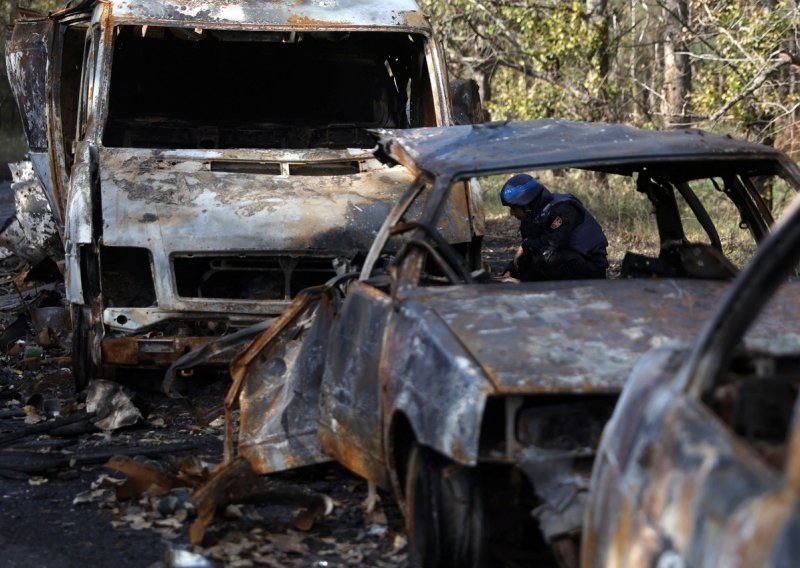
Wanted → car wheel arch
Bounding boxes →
[386,410,418,505]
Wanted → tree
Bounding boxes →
[662,0,692,127]
[422,0,798,152]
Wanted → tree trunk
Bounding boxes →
[587,0,611,120]
[662,0,692,128]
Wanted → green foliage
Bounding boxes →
[423,0,799,145]
[690,0,800,137]
[422,0,611,122]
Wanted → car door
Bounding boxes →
[5,11,53,205]
[317,281,392,486]
[6,8,91,228]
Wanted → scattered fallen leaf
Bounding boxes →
[28,476,48,486]
[148,416,166,428]
[73,488,112,505]
[268,532,309,555]
[105,455,189,500]
[155,517,184,529]
[392,534,407,550]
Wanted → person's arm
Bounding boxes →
[521,202,583,254]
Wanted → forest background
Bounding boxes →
[0,0,797,169]
[0,0,796,241]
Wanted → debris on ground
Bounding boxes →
[0,245,409,565]
[0,214,516,565]
[86,380,143,431]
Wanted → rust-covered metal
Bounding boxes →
[0,162,62,264]
[583,193,800,568]
[7,0,475,379]
[225,281,346,467]
[236,289,336,473]
[101,0,429,29]
[375,119,800,182]
[230,119,800,564]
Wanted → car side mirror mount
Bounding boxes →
[450,79,490,125]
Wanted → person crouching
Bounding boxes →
[500,174,609,282]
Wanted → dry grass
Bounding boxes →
[479,170,793,269]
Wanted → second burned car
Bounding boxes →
[225,119,800,567]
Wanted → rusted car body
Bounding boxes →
[229,119,800,566]
[582,191,800,564]
[5,0,483,387]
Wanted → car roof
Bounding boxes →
[374,119,793,182]
[60,0,429,29]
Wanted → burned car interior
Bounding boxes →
[104,27,437,150]
[370,163,788,287]
[701,272,800,472]
[707,349,800,470]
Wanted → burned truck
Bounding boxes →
[6,0,484,387]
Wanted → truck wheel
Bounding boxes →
[71,305,101,392]
[405,443,486,568]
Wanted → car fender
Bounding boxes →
[381,299,494,468]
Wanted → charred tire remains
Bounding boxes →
[405,444,486,568]
[71,304,102,391]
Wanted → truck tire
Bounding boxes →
[71,304,101,392]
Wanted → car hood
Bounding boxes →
[98,147,414,255]
[403,279,735,394]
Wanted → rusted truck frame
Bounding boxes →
[225,119,800,566]
[5,0,484,388]
[582,194,800,565]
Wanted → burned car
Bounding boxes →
[582,177,800,564]
[5,0,483,388]
[224,119,800,566]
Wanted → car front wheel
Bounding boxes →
[405,443,486,568]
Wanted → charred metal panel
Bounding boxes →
[238,295,334,473]
[380,298,493,466]
[104,0,428,29]
[317,282,393,484]
[64,143,97,305]
[5,18,52,152]
[226,285,336,467]
[402,279,735,394]
[98,148,415,258]
[28,152,59,220]
[94,146,474,327]
[0,161,62,264]
[584,375,779,568]
[375,119,800,183]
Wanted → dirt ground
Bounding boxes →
[0,364,407,567]
[0,217,520,567]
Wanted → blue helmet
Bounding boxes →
[500,174,546,207]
